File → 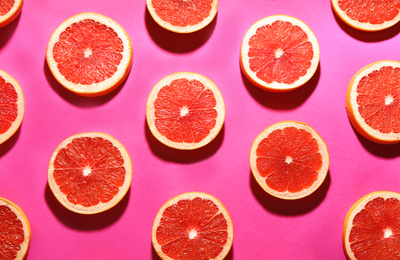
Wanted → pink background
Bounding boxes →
[1,0,400,259]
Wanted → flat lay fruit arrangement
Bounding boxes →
[1,0,400,259]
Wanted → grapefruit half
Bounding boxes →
[48,132,133,214]
[0,70,24,145]
[346,60,400,144]
[332,0,400,31]
[152,192,234,260]
[146,0,218,33]
[250,121,330,200]
[240,15,320,92]
[0,0,23,28]
[146,72,225,150]
[46,12,133,97]
[343,191,400,260]
[0,197,30,260]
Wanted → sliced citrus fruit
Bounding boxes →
[0,0,23,28]
[240,15,320,92]
[152,192,233,260]
[48,132,133,214]
[146,0,218,33]
[332,0,400,31]
[0,197,30,260]
[346,60,400,144]
[146,72,225,150]
[249,121,330,200]
[0,70,24,145]
[46,12,133,97]
[343,191,400,260]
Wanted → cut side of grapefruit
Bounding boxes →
[0,70,25,145]
[46,12,133,97]
[240,15,320,92]
[146,0,218,33]
[0,197,30,260]
[346,60,400,144]
[146,72,225,150]
[250,121,330,200]
[343,191,400,260]
[48,132,133,214]
[152,192,233,260]
[332,0,400,31]
[0,0,23,28]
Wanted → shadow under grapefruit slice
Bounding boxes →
[0,197,30,260]
[152,192,234,260]
[0,0,23,28]
[250,121,330,200]
[146,0,218,33]
[146,72,225,150]
[0,70,24,145]
[346,60,400,144]
[48,132,133,214]
[332,0,400,31]
[343,191,400,260]
[240,15,320,92]
[46,12,133,97]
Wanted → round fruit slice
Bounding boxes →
[346,60,400,144]
[152,192,233,260]
[0,0,23,28]
[146,72,225,150]
[48,132,133,214]
[46,12,133,97]
[0,70,24,145]
[146,0,218,33]
[343,191,400,260]
[0,197,30,260]
[240,15,320,92]
[250,121,330,200]
[332,0,400,31]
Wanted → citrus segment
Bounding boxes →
[343,191,400,260]
[152,192,233,260]
[146,0,218,33]
[332,0,400,31]
[0,197,30,260]
[48,132,133,214]
[250,121,329,200]
[240,15,320,92]
[0,70,24,145]
[346,60,400,144]
[46,12,133,97]
[0,0,23,28]
[146,72,225,150]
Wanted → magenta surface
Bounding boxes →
[1,1,400,259]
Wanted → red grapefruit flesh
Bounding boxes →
[48,132,133,214]
[0,0,23,28]
[0,197,30,260]
[146,72,225,150]
[152,192,233,260]
[250,121,330,199]
[343,191,400,260]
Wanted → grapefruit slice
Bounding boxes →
[152,192,234,260]
[0,0,23,28]
[0,70,24,145]
[146,72,225,150]
[346,60,400,144]
[146,0,218,33]
[240,15,320,92]
[250,121,330,200]
[332,0,400,31]
[48,132,133,214]
[0,197,30,260]
[343,191,400,260]
[46,12,133,97]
